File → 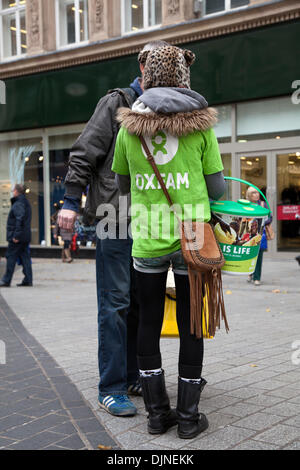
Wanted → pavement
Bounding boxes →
[0,254,300,450]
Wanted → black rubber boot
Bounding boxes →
[140,371,177,435]
[176,377,209,439]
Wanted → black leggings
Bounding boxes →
[135,270,204,379]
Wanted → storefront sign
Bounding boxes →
[277,205,300,220]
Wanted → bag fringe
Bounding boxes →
[188,267,229,339]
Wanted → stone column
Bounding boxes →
[88,0,121,41]
[26,0,56,55]
[162,0,195,26]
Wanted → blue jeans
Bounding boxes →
[2,242,32,285]
[96,236,139,397]
[133,249,188,274]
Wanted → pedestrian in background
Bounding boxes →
[0,184,33,287]
[58,40,170,417]
[246,186,272,285]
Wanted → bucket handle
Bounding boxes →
[224,176,271,215]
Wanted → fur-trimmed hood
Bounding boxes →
[116,87,218,137]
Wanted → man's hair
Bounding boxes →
[14,184,26,195]
[141,40,170,53]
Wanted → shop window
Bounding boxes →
[214,105,231,143]
[122,0,162,34]
[55,0,88,48]
[49,133,97,248]
[237,97,300,142]
[0,0,27,61]
[220,154,232,200]
[204,0,249,16]
[240,155,267,199]
[0,138,44,245]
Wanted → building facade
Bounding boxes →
[0,0,300,255]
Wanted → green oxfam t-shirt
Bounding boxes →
[112,127,223,258]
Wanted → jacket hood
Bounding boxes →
[117,87,217,137]
[138,87,208,114]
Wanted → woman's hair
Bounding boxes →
[246,186,259,200]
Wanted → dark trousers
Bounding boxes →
[96,237,139,396]
[253,249,264,281]
[2,242,32,285]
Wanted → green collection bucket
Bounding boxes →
[210,177,271,276]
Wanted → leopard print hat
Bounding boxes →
[138,45,196,90]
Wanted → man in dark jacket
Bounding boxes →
[0,184,33,287]
[58,41,169,417]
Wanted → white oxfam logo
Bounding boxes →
[142,131,179,165]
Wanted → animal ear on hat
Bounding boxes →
[183,49,195,67]
[138,49,150,65]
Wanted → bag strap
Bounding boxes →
[139,136,174,208]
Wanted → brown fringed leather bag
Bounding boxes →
[140,136,229,339]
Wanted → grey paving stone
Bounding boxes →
[4,414,68,440]
[233,412,284,431]
[135,442,173,451]
[86,431,119,450]
[263,402,300,418]
[0,436,17,449]
[4,369,43,383]
[30,388,58,401]
[11,375,52,390]
[18,400,65,418]
[0,387,50,405]
[43,445,71,450]
[252,424,300,446]
[282,440,300,450]
[203,412,239,432]
[201,395,241,411]
[232,440,280,450]
[266,386,300,400]
[250,378,289,391]
[0,398,49,418]
[115,430,152,450]
[47,421,77,436]
[187,426,256,450]
[145,427,188,450]
[52,434,86,450]
[283,415,300,428]
[5,431,66,450]
[219,402,263,418]
[75,418,105,434]
[226,387,260,400]
[67,406,96,420]
[0,413,33,432]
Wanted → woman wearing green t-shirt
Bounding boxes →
[112,45,225,439]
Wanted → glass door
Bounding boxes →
[239,154,268,198]
[276,151,300,251]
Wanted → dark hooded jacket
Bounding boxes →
[7,193,31,243]
[63,87,139,221]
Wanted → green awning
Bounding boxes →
[1,20,299,132]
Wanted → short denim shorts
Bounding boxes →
[133,249,188,275]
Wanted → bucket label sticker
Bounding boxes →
[211,212,266,275]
